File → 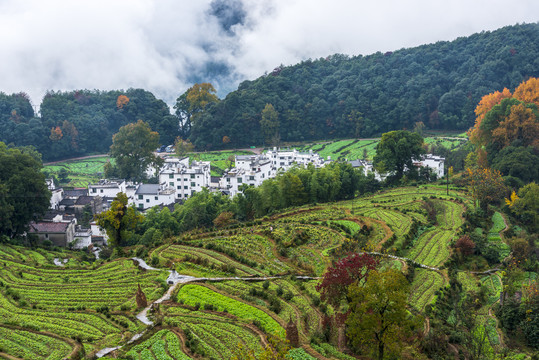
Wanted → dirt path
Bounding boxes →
[424,317,431,335]
[95,258,321,357]
[0,353,22,360]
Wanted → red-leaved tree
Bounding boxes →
[316,253,379,308]
[455,235,475,257]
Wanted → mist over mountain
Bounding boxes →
[189,23,539,149]
[0,0,538,105]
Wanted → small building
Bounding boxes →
[158,159,211,200]
[90,221,108,244]
[415,154,445,179]
[63,189,87,199]
[58,198,76,213]
[73,225,92,249]
[266,148,327,171]
[134,183,175,210]
[74,195,102,216]
[88,179,127,198]
[28,220,76,247]
[220,157,274,197]
[348,159,383,181]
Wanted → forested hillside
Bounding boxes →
[0,89,177,161]
[190,23,539,149]
[0,23,537,160]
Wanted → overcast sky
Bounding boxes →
[0,0,537,106]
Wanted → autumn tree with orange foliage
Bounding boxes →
[491,103,539,149]
[513,77,539,106]
[469,77,538,149]
[467,78,539,185]
[62,120,79,150]
[116,95,130,109]
[469,88,512,146]
[49,126,63,141]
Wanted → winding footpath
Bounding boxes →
[95,258,320,358]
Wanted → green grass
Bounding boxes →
[43,156,111,188]
[297,139,378,161]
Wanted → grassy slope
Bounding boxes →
[2,184,518,359]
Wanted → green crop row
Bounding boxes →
[286,348,317,359]
[490,212,506,234]
[176,284,284,337]
[408,230,452,267]
[409,270,445,311]
[0,326,72,360]
[165,312,262,359]
[125,329,190,360]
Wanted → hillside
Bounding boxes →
[190,23,539,149]
[1,185,536,359]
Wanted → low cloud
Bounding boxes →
[0,0,537,106]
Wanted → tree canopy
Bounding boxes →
[346,269,420,360]
[468,77,539,184]
[0,142,50,238]
[108,120,163,181]
[174,83,219,137]
[95,192,143,248]
[373,130,425,180]
[0,89,178,162]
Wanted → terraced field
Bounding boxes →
[0,248,166,358]
[0,185,471,359]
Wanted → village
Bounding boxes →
[28,148,444,250]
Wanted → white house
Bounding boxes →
[414,154,445,179]
[134,183,176,210]
[349,153,445,180]
[88,179,127,198]
[158,159,211,200]
[73,225,92,249]
[219,156,274,197]
[266,148,327,171]
[49,188,64,210]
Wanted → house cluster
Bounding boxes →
[28,148,329,248]
[29,148,444,248]
[28,181,107,249]
[219,148,327,196]
[348,154,445,180]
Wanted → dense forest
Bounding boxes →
[190,23,539,148]
[0,89,177,161]
[0,23,537,160]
